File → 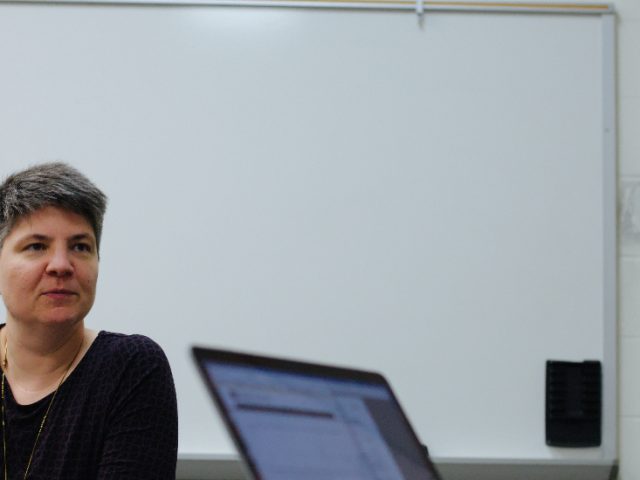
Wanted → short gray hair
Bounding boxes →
[0,162,108,251]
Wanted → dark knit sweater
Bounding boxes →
[0,330,178,480]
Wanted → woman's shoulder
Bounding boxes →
[95,330,165,351]
[90,330,170,370]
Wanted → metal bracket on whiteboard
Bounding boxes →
[416,0,424,24]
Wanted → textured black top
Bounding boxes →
[0,330,178,480]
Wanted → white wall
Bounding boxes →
[615,0,640,478]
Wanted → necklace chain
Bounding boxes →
[0,335,83,480]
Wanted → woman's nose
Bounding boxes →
[45,247,74,277]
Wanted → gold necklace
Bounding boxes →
[0,336,83,480]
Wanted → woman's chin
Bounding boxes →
[35,306,89,325]
[25,315,86,328]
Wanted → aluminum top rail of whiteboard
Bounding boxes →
[0,0,613,14]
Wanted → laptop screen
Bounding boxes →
[194,347,441,480]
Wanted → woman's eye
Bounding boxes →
[25,243,46,252]
[73,243,92,253]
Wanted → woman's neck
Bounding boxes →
[0,322,91,404]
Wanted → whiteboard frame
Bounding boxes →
[175,453,618,480]
[0,0,614,14]
[600,11,617,462]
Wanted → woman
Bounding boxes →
[0,163,178,479]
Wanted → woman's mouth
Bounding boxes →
[43,289,76,299]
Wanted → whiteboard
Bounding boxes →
[0,2,616,463]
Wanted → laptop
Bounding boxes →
[192,346,443,480]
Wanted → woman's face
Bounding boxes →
[0,206,99,328]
